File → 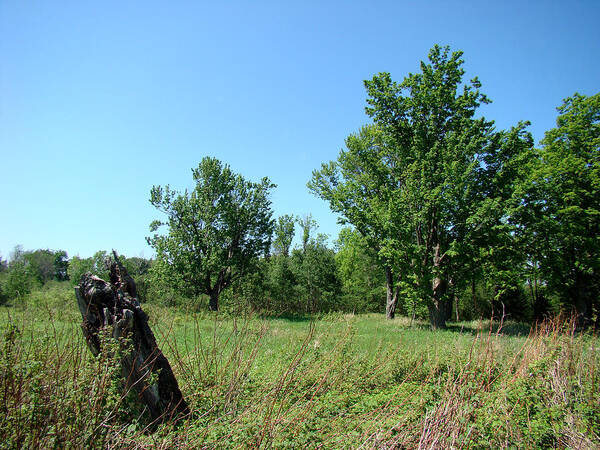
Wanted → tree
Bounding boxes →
[290,231,341,313]
[297,214,317,252]
[68,251,110,286]
[309,125,407,319]
[54,250,69,281]
[272,214,295,256]
[147,157,275,311]
[23,249,69,284]
[311,45,531,328]
[335,227,385,312]
[513,93,600,326]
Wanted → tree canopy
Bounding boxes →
[311,45,533,328]
[147,157,275,311]
[513,93,600,325]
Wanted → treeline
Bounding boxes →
[144,46,598,328]
[0,248,151,305]
[0,225,505,322]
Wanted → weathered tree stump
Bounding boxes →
[75,251,189,427]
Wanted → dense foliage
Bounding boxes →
[147,157,275,311]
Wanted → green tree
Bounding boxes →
[290,232,341,313]
[121,256,152,277]
[54,250,69,281]
[312,45,532,328]
[3,261,34,301]
[67,251,110,285]
[451,123,534,321]
[364,45,499,328]
[513,93,600,326]
[1,246,36,302]
[297,214,317,252]
[264,255,298,313]
[272,214,295,256]
[22,249,69,284]
[309,125,407,319]
[147,157,275,311]
[335,227,384,312]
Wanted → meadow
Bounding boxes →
[1,282,598,448]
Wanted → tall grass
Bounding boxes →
[1,295,598,448]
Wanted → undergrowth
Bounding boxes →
[0,293,598,448]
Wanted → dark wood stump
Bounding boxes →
[75,251,189,427]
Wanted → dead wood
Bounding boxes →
[75,251,189,428]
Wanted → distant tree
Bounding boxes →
[121,256,152,277]
[148,157,275,311]
[513,93,600,326]
[54,250,69,281]
[22,249,68,284]
[290,232,341,313]
[335,227,384,312]
[297,214,317,252]
[1,246,35,302]
[4,261,34,301]
[9,245,25,264]
[24,250,55,284]
[272,215,295,256]
[68,251,109,285]
[265,254,298,312]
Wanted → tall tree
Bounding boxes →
[312,45,531,328]
[364,45,500,328]
[148,157,275,311]
[513,93,600,326]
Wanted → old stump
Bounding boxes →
[75,251,189,427]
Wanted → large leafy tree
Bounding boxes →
[513,93,600,325]
[24,249,69,283]
[312,45,531,328]
[147,157,275,311]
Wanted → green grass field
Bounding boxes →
[1,282,598,448]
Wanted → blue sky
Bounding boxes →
[1,1,599,259]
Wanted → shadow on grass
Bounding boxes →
[445,320,532,337]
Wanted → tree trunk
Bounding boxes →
[454,292,460,322]
[209,289,219,311]
[385,266,398,320]
[430,242,447,329]
[471,276,477,317]
[75,252,189,428]
[574,271,593,329]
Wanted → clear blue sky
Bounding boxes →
[1,0,599,259]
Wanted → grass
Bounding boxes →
[1,282,599,448]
